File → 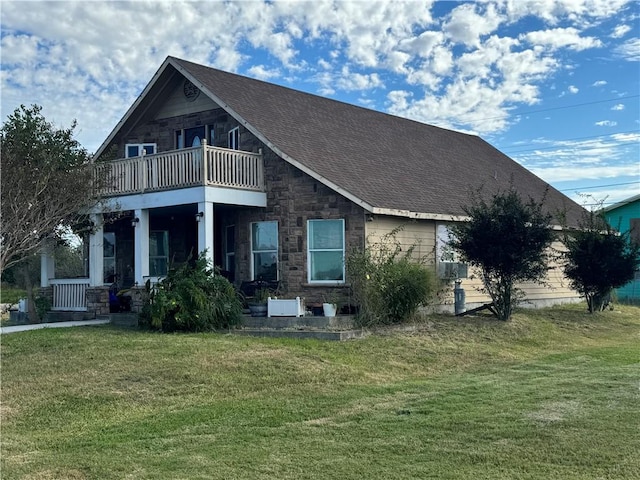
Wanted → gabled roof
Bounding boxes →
[96,56,585,225]
[603,194,640,213]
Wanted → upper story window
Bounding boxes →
[307,219,345,283]
[228,127,240,150]
[251,221,278,281]
[125,143,156,158]
[176,125,214,149]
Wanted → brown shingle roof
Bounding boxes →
[120,56,588,224]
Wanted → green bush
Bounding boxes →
[347,228,436,326]
[139,253,242,332]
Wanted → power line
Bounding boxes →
[559,181,640,192]
[501,130,640,154]
[480,94,640,122]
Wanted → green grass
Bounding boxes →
[1,303,639,479]
[0,284,26,306]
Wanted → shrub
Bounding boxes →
[346,228,436,326]
[563,210,640,313]
[139,253,242,332]
[449,187,553,321]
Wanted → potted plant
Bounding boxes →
[248,288,270,317]
[322,291,340,317]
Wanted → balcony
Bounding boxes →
[95,144,264,197]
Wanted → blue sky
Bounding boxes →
[1,0,638,207]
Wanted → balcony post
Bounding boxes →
[202,139,208,185]
[197,201,215,266]
[133,209,150,285]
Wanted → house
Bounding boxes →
[604,194,640,304]
[39,56,585,316]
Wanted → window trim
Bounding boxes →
[436,224,468,280]
[228,126,240,150]
[149,230,169,277]
[307,219,346,284]
[250,221,278,281]
[103,232,116,284]
[125,143,157,158]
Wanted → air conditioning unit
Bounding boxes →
[438,262,468,280]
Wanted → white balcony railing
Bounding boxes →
[50,279,90,312]
[96,143,264,196]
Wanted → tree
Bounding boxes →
[1,105,102,320]
[563,210,640,313]
[449,188,554,321]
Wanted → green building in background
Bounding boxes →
[604,194,640,304]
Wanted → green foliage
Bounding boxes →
[139,253,242,332]
[1,104,100,274]
[346,228,436,326]
[34,296,52,319]
[0,285,27,305]
[450,187,554,321]
[563,211,640,313]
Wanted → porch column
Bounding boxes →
[40,239,55,288]
[197,201,214,265]
[89,213,104,287]
[134,209,150,285]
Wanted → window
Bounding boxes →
[149,230,169,277]
[308,219,345,283]
[125,143,156,158]
[436,224,468,280]
[228,127,240,150]
[251,221,278,281]
[103,232,116,283]
[630,218,640,247]
[176,125,214,149]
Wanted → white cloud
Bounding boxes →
[568,85,579,94]
[595,120,618,126]
[444,3,504,48]
[611,24,632,38]
[522,27,602,51]
[0,0,634,154]
[335,67,383,91]
[611,103,625,111]
[247,65,281,80]
[592,80,607,86]
[614,37,640,61]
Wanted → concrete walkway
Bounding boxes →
[0,319,110,335]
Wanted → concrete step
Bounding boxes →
[241,315,355,330]
[232,328,366,341]
[43,311,95,323]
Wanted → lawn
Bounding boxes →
[1,303,638,479]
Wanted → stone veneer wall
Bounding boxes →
[102,108,254,157]
[86,287,110,316]
[234,148,366,306]
[103,107,367,307]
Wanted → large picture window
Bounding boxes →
[308,219,345,283]
[251,221,278,281]
[149,230,169,277]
